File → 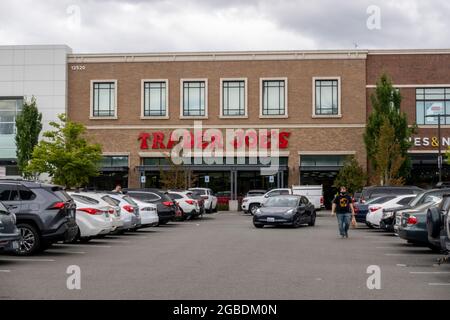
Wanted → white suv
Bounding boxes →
[188,188,218,213]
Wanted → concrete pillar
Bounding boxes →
[128,154,141,188]
[288,152,300,186]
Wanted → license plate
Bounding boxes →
[267,217,275,222]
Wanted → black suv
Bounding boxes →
[125,188,176,225]
[0,180,77,255]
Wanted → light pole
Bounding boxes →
[425,113,450,183]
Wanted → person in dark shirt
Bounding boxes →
[331,186,355,238]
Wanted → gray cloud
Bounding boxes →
[0,0,449,52]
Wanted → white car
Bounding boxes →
[366,194,416,228]
[241,188,292,214]
[168,191,201,219]
[100,193,140,231]
[71,192,124,232]
[131,198,159,228]
[68,192,115,242]
[188,188,217,213]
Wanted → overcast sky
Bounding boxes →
[0,0,449,53]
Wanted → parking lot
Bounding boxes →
[0,211,449,300]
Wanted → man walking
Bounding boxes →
[331,186,355,238]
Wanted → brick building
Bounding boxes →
[65,48,450,203]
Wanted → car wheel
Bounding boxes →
[79,237,91,243]
[249,203,260,215]
[253,223,264,228]
[308,212,316,226]
[16,223,41,256]
[67,227,81,244]
[427,243,442,252]
[294,215,303,228]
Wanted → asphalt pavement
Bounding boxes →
[0,211,449,299]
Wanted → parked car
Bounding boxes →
[426,194,450,253]
[168,191,201,219]
[354,196,383,224]
[68,192,114,242]
[216,191,231,205]
[246,190,266,197]
[125,189,176,225]
[0,180,78,255]
[291,185,324,210]
[445,204,450,252]
[359,186,423,203]
[0,201,20,252]
[398,201,442,250]
[253,195,316,228]
[185,191,205,215]
[128,198,159,228]
[353,192,362,203]
[242,188,291,214]
[70,192,124,232]
[188,188,218,213]
[365,195,416,228]
[382,188,450,232]
[100,193,140,231]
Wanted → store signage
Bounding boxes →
[410,136,450,147]
[204,175,210,183]
[138,130,291,150]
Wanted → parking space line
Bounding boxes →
[46,250,86,254]
[0,258,55,262]
[0,270,11,273]
[385,253,412,256]
[103,240,130,243]
[57,244,112,248]
[428,283,450,286]
[410,271,450,274]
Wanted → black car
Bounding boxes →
[0,201,20,252]
[0,180,78,255]
[427,194,450,253]
[125,188,176,225]
[253,195,316,228]
[360,186,422,203]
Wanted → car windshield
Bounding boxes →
[191,189,206,195]
[123,195,138,206]
[0,202,8,214]
[369,196,396,204]
[102,195,120,206]
[71,194,99,205]
[365,197,382,204]
[265,196,298,208]
[409,191,446,207]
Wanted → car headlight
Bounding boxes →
[242,198,248,203]
[284,209,295,215]
[255,208,261,215]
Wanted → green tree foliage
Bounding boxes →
[25,114,102,188]
[15,97,42,178]
[364,73,415,182]
[333,156,367,194]
[372,118,405,186]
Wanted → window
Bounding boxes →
[142,80,168,117]
[0,98,23,135]
[19,188,36,201]
[416,88,450,125]
[261,79,287,117]
[181,80,207,118]
[221,79,246,117]
[91,81,117,118]
[314,78,340,116]
[100,156,129,167]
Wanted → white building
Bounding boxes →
[0,44,72,177]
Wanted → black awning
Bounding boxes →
[100,166,129,172]
[136,164,289,172]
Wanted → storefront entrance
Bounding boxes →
[406,153,450,188]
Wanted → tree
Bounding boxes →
[159,157,197,189]
[364,73,415,182]
[333,156,367,195]
[25,114,102,188]
[372,117,405,186]
[15,97,42,178]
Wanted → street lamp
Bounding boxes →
[425,113,450,183]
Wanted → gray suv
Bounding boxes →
[0,180,78,255]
